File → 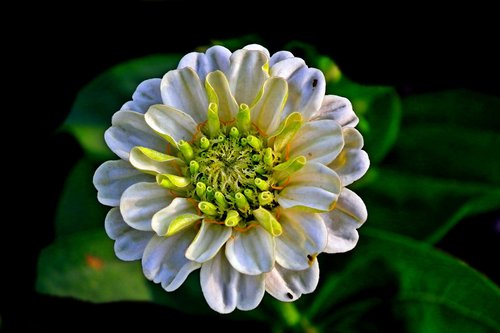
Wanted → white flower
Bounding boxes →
[94,44,369,313]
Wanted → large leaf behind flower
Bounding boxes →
[358,89,500,242]
[307,229,500,333]
[36,228,268,321]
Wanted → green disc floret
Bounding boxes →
[182,103,285,223]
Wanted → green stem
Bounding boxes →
[274,301,319,333]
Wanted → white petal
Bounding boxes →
[277,162,341,212]
[228,49,269,105]
[243,44,270,57]
[225,226,274,275]
[275,209,327,270]
[129,147,184,176]
[205,70,239,122]
[93,160,153,207]
[250,77,288,136]
[151,197,199,236]
[322,188,367,253]
[177,45,232,83]
[185,221,232,263]
[120,182,173,231]
[271,57,326,120]
[269,51,294,67]
[310,95,359,127]
[142,232,200,292]
[120,78,162,114]
[201,251,265,313]
[104,110,166,160]
[145,104,198,147]
[288,119,343,164]
[160,67,208,123]
[328,128,370,186]
[105,208,154,261]
[265,260,319,302]
[270,57,305,78]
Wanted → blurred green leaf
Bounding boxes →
[427,191,500,244]
[36,228,269,320]
[362,89,500,241]
[309,229,500,333]
[54,158,106,237]
[37,229,151,302]
[359,169,499,241]
[36,229,212,315]
[64,54,181,160]
[402,89,500,131]
[386,124,500,186]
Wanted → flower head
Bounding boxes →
[94,44,369,313]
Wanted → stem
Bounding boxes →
[274,301,319,333]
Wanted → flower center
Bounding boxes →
[184,103,282,225]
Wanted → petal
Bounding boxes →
[205,70,239,122]
[120,182,173,231]
[201,251,265,313]
[321,188,367,253]
[185,221,232,263]
[93,160,153,207]
[310,95,359,127]
[271,57,326,120]
[228,49,269,105]
[177,45,232,83]
[328,128,370,186]
[225,226,274,275]
[250,77,288,136]
[129,146,185,176]
[275,208,327,270]
[120,78,162,114]
[277,162,341,212]
[288,119,344,164]
[160,67,208,123]
[105,208,154,261]
[104,110,166,160]
[142,232,200,292]
[265,260,319,302]
[151,197,199,236]
[145,104,198,147]
[269,51,294,67]
[243,44,270,57]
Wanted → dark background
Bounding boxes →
[5,3,499,331]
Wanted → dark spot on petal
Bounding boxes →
[286,292,294,299]
[312,79,318,87]
[307,254,313,261]
[308,152,312,157]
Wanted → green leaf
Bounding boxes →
[359,169,499,241]
[55,158,107,237]
[309,229,500,333]
[36,228,270,320]
[402,89,500,132]
[386,124,500,186]
[37,229,151,302]
[36,229,212,314]
[64,54,181,160]
[318,56,402,165]
[427,191,500,244]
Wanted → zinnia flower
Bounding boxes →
[93,44,369,313]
